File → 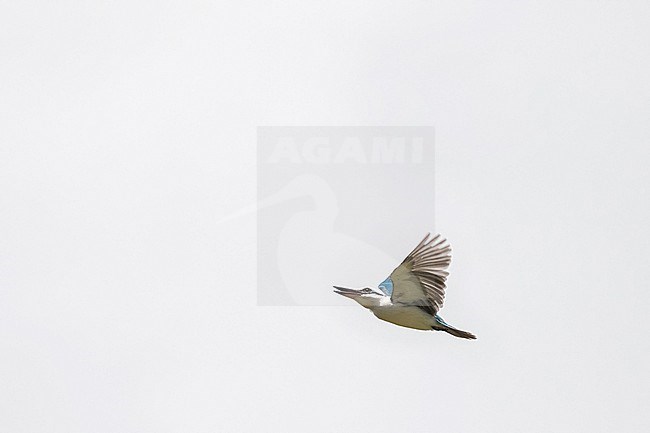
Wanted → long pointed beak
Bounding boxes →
[333,286,361,298]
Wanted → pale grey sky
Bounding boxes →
[2,1,650,432]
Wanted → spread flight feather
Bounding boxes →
[386,233,451,312]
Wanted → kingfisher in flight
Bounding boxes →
[334,233,476,339]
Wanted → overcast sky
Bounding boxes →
[2,1,650,432]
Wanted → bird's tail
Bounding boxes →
[442,327,477,340]
[434,315,477,340]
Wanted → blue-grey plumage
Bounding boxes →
[334,233,476,339]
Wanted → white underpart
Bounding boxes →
[368,298,436,330]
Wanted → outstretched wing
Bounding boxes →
[385,233,451,311]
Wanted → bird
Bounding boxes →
[334,233,476,339]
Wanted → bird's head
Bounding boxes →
[333,286,385,308]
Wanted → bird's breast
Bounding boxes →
[371,305,435,330]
